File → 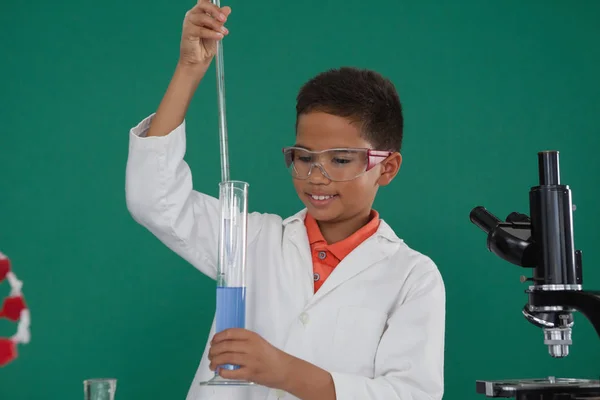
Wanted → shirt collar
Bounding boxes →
[283,208,402,244]
[304,210,381,260]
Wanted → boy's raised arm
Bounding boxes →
[147,0,231,137]
[125,1,233,279]
[144,62,207,138]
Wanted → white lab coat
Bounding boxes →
[125,114,446,400]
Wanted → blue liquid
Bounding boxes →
[216,286,246,371]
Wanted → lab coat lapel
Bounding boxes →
[307,220,402,308]
[283,210,315,303]
[306,237,387,307]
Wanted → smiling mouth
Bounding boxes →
[307,193,337,200]
[305,193,339,208]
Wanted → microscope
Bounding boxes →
[470,151,600,400]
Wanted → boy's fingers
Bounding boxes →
[218,367,250,382]
[187,26,225,40]
[212,328,252,343]
[221,6,232,17]
[190,1,228,22]
[209,341,249,359]
[188,13,228,34]
[211,353,248,368]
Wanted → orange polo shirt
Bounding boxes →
[304,210,380,293]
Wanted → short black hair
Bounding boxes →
[296,67,403,152]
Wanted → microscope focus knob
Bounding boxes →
[520,275,534,283]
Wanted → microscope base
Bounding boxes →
[476,377,600,399]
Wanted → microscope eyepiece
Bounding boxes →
[470,206,500,234]
[538,150,560,186]
[469,206,536,267]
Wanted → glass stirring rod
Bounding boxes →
[213,0,229,183]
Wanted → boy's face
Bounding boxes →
[292,111,402,224]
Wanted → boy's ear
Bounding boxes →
[377,152,402,186]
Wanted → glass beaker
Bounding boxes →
[200,180,253,386]
[83,378,117,400]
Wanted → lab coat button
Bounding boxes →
[318,251,327,260]
[274,389,286,398]
[299,312,309,325]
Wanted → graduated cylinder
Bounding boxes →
[83,379,117,400]
[216,180,249,370]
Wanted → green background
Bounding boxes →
[1,0,599,398]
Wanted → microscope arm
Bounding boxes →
[528,290,600,338]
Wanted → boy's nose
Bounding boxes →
[307,164,330,183]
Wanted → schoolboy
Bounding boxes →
[125,1,446,399]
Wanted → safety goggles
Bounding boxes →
[282,146,393,182]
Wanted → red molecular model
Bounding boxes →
[0,251,30,367]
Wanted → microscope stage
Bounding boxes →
[477,377,600,399]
